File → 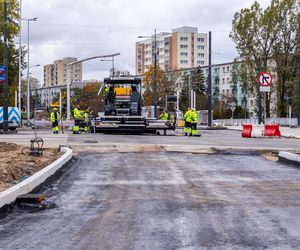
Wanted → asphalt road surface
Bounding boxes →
[1,152,300,249]
[69,129,300,151]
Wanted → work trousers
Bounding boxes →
[191,123,197,136]
[184,121,191,135]
[73,119,82,134]
[52,121,59,133]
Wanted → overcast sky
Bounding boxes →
[20,0,271,85]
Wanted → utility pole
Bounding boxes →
[297,48,300,126]
[153,29,158,119]
[207,31,212,127]
[3,1,9,132]
[257,67,262,124]
[18,0,22,111]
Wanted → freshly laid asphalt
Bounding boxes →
[1,129,299,151]
[0,152,300,249]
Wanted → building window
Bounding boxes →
[197,38,205,42]
[226,89,229,95]
[227,66,230,72]
[180,60,188,64]
[197,53,205,57]
[180,37,188,41]
[197,45,205,50]
[180,44,188,49]
[197,61,205,65]
[180,52,188,57]
[222,78,225,84]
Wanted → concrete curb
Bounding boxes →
[278,151,300,166]
[0,147,73,209]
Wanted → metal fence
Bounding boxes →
[214,118,298,127]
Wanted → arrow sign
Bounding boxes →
[258,72,273,86]
[0,66,6,74]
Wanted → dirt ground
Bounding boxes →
[0,142,62,192]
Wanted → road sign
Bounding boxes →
[0,66,6,74]
[260,86,271,92]
[0,66,6,84]
[258,72,272,86]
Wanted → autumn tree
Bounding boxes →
[0,0,24,106]
[72,82,103,116]
[142,65,175,107]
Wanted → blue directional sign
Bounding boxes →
[0,66,6,74]
[0,66,6,84]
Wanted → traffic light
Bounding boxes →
[0,66,6,84]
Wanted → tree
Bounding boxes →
[190,67,206,94]
[0,0,24,106]
[72,82,103,116]
[271,0,300,117]
[230,0,300,118]
[142,65,175,107]
[190,67,207,110]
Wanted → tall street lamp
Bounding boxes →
[18,0,22,111]
[26,64,40,122]
[100,56,116,76]
[22,17,37,123]
[138,29,158,119]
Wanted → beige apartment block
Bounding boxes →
[43,57,82,87]
[136,27,208,75]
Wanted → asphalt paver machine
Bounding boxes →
[93,76,175,134]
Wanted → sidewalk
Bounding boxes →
[226,125,300,139]
[0,130,69,148]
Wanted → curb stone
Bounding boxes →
[278,151,300,166]
[0,147,73,210]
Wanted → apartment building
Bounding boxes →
[136,27,208,75]
[44,57,82,87]
[172,62,259,118]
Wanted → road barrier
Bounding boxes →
[242,124,252,138]
[264,124,281,137]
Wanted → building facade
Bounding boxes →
[167,62,258,118]
[44,57,83,87]
[136,27,208,75]
[32,82,85,109]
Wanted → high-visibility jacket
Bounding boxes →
[50,112,61,122]
[184,110,192,123]
[191,110,198,124]
[159,112,169,120]
[84,112,89,122]
[73,108,83,119]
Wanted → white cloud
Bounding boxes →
[20,0,272,84]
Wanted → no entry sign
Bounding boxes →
[258,72,272,86]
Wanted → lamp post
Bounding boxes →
[22,17,37,123]
[138,29,158,119]
[18,0,22,111]
[100,56,116,76]
[66,53,120,120]
[26,64,40,122]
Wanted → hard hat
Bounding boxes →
[192,108,196,111]
[53,108,58,111]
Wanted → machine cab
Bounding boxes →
[103,77,142,116]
